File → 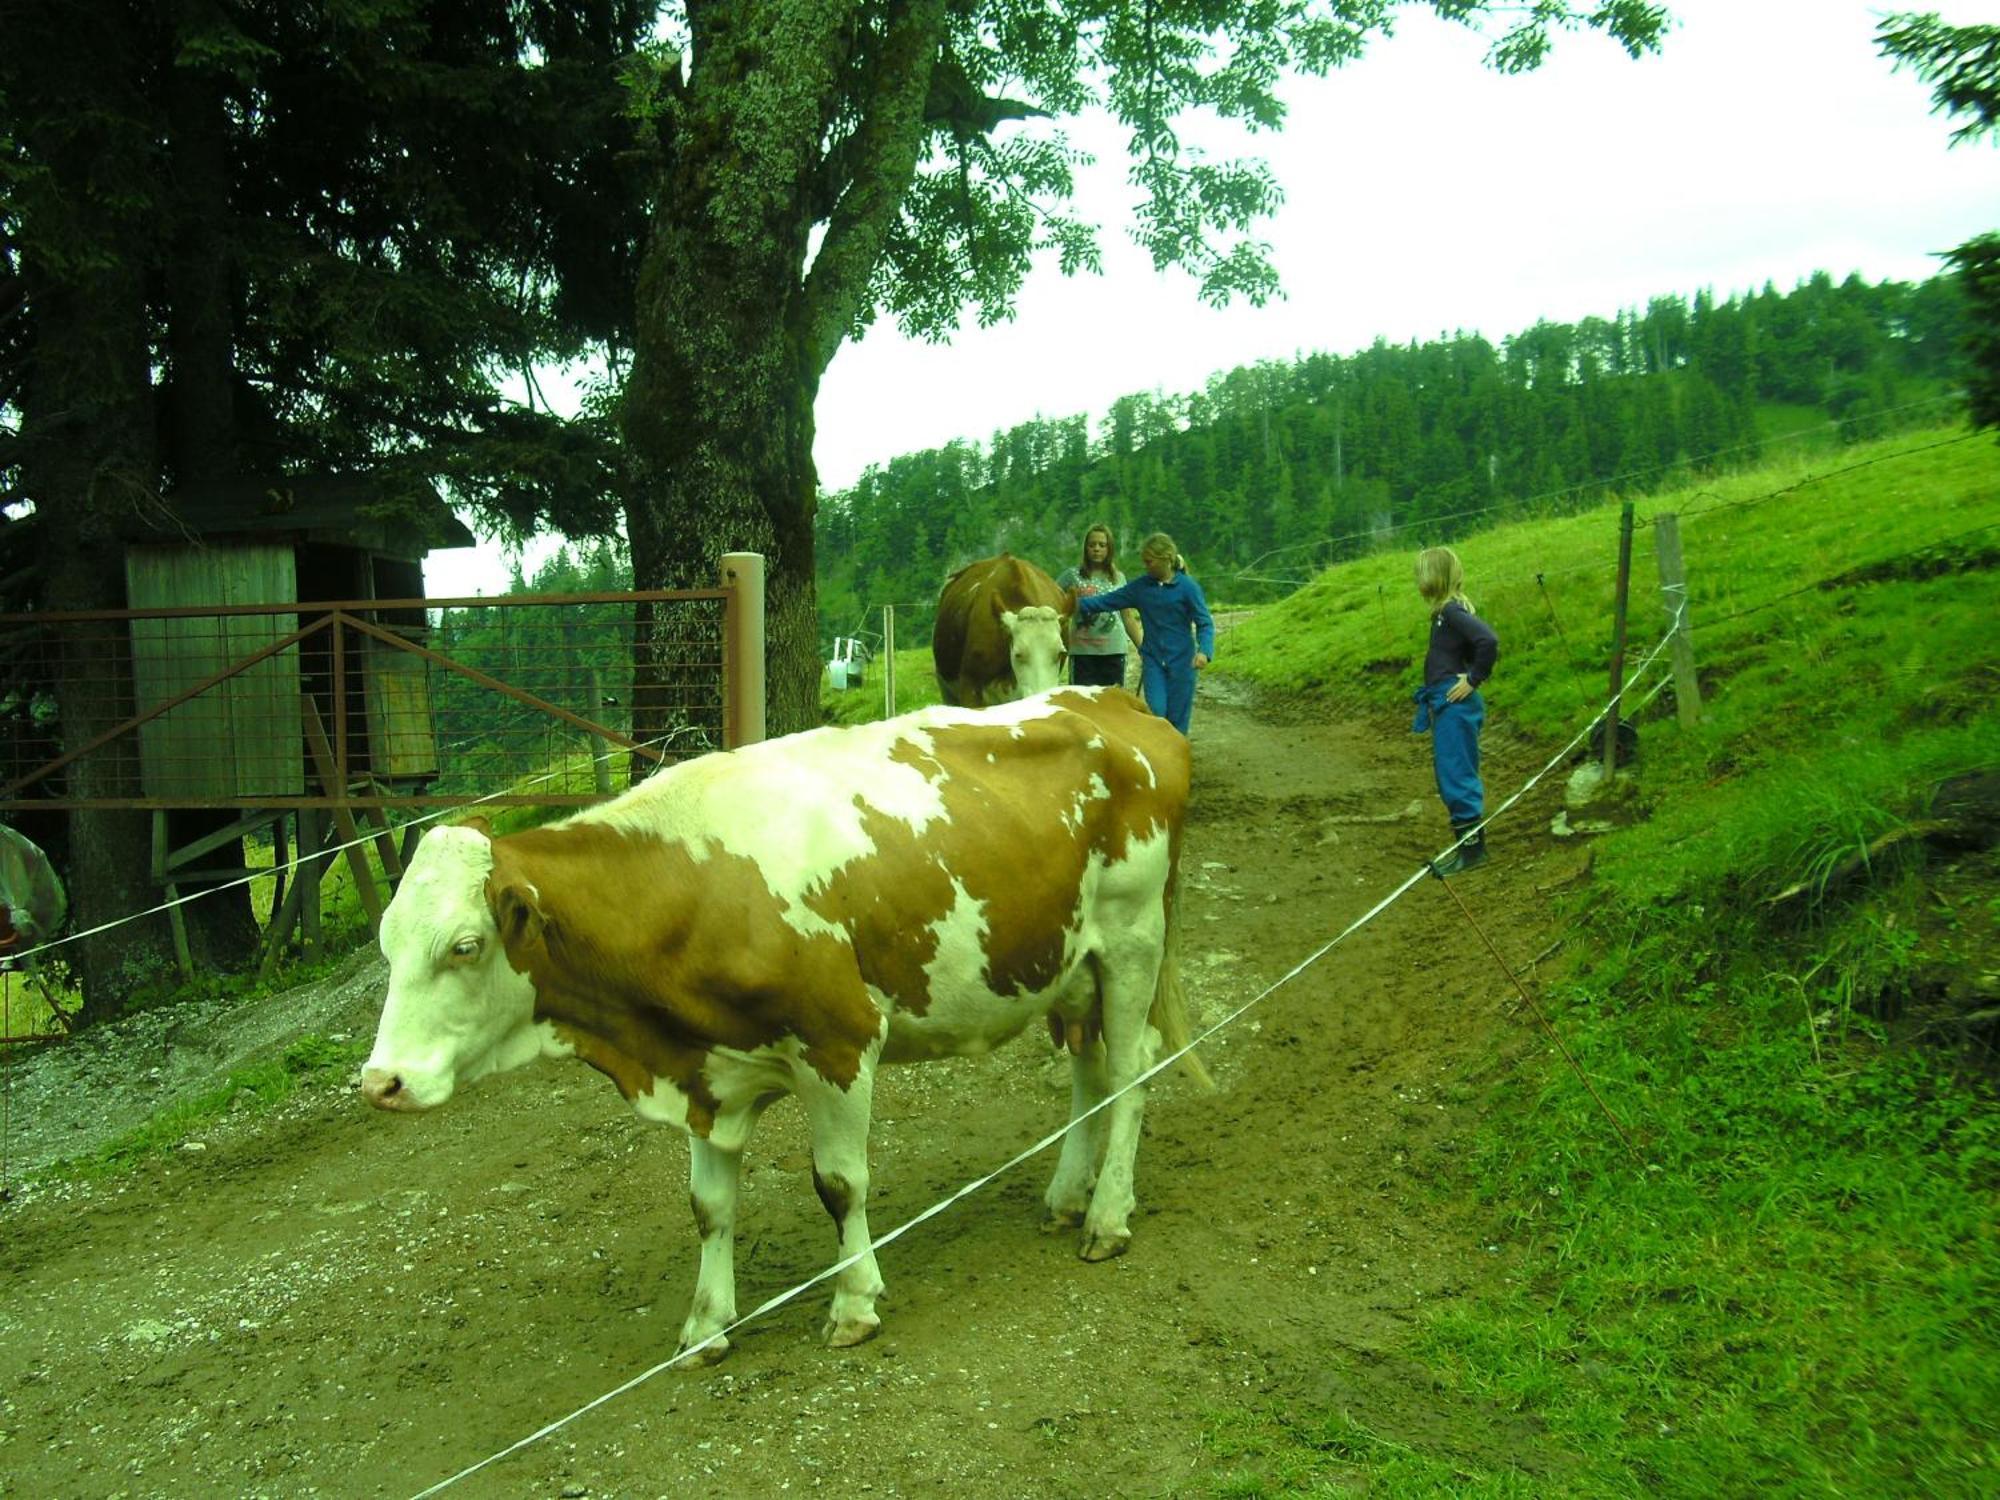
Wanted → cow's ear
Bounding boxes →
[460,814,494,839]
[1000,608,1019,635]
[487,879,545,951]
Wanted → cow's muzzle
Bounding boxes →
[359,1066,419,1111]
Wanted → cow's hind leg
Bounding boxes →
[1079,946,1165,1262]
[679,1138,743,1364]
[797,1072,886,1348]
[1045,1030,1110,1229]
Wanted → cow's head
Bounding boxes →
[361,823,543,1112]
[1000,604,1067,696]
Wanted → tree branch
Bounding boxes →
[798,0,948,377]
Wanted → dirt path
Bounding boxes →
[0,673,1584,1499]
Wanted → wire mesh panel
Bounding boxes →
[422,591,728,802]
[0,589,733,812]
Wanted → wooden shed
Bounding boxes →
[122,475,475,801]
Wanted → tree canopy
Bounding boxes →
[1878,10,2000,432]
[0,0,652,1013]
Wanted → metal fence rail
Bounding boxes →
[0,589,732,812]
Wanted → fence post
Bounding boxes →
[1654,513,1703,727]
[719,553,766,748]
[589,667,613,794]
[1604,500,1635,780]
[881,604,897,719]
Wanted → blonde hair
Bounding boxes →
[1415,546,1473,612]
[1140,532,1185,571]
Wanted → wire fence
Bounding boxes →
[1218,393,1970,592]
[0,589,731,814]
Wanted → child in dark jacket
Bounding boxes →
[1412,546,1498,874]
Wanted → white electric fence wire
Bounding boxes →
[8,726,710,972]
[407,600,1690,1500]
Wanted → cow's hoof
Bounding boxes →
[1042,1207,1086,1232]
[824,1314,881,1349]
[1077,1229,1130,1263]
[676,1333,731,1366]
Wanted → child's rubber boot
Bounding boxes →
[1434,818,1488,876]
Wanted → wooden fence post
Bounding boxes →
[882,604,898,720]
[719,553,766,748]
[1654,512,1703,727]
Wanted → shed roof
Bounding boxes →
[132,475,476,559]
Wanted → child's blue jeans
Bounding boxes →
[1412,682,1485,822]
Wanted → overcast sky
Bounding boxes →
[427,0,1997,594]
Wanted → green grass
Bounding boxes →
[821,643,943,725]
[1201,1406,1547,1497]
[57,1031,370,1180]
[1201,422,2000,1497]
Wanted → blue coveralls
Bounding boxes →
[1075,570,1216,734]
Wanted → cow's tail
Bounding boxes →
[1150,857,1213,1090]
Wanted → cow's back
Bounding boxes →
[563,689,1187,1061]
[815,689,1187,1056]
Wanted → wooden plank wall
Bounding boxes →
[125,544,306,798]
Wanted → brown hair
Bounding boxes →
[1078,522,1119,580]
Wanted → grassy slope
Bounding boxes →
[1203,424,2000,1497]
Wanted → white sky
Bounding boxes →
[425,0,1998,595]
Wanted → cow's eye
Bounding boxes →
[449,937,482,961]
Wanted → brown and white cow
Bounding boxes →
[362,688,1198,1361]
[931,553,1070,707]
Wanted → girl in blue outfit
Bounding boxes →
[1072,531,1214,735]
[1412,546,1498,874]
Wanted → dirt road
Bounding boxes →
[0,672,1581,1498]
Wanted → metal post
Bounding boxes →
[331,613,348,791]
[1654,513,1703,727]
[589,667,613,794]
[882,605,897,719]
[719,552,766,748]
[1604,500,1635,781]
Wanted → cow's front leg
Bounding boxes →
[678,1136,742,1364]
[798,1072,885,1348]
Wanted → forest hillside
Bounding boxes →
[816,268,1970,649]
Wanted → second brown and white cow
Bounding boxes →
[931,553,1070,707]
[362,688,1198,1361]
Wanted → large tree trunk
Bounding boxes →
[161,2,260,969]
[620,0,944,738]
[622,274,822,738]
[14,0,179,1022]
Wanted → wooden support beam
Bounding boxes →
[302,699,385,934]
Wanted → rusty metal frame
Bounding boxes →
[0,587,735,813]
